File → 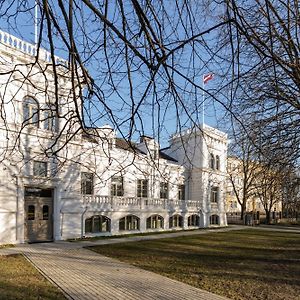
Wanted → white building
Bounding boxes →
[0,30,228,244]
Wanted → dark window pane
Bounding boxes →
[160,182,168,199]
[137,179,148,198]
[28,205,35,220]
[85,218,92,233]
[81,172,94,195]
[42,205,49,220]
[178,184,185,200]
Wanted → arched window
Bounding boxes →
[216,155,220,170]
[210,214,219,225]
[188,214,200,227]
[119,215,140,231]
[23,97,39,127]
[146,215,164,229]
[169,214,183,228]
[210,153,215,169]
[85,215,111,233]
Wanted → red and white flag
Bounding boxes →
[203,73,214,84]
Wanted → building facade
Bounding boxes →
[0,30,228,244]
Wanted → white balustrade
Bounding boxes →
[82,195,201,211]
[0,29,68,67]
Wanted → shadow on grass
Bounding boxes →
[89,229,300,300]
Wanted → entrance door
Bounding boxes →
[24,188,53,242]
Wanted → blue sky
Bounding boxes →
[0,1,230,146]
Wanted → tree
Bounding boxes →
[0,0,299,168]
[227,131,259,221]
[282,170,300,221]
[224,0,300,163]
[0,0,233,155]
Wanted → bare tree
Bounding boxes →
[0,0,299,170]
[224,0,300,162]
[227,130,260,221]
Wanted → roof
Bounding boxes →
[115,138,145,154]
[115,138,178,162]
[159,150,178,162]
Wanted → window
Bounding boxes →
[146,215,164,229]
[216,155,220,170]
[210,214,219,225]
[27,205,35,220]
[43,109,58,132]
[169,214,183,228]
[23,97,39,127]
[160,182,168,199]
[42,205,49,220]
[81,172,94,195]
[188,214,200,227]
[111,176,124,197]
[137,179,148,198]
[85,215,111,233]
[210,186,219,203]
[119,215,140,231]
[178,184,185,200]
[210,153,215,169]
[33,161,47,177]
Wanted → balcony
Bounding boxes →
[81,195,201,212]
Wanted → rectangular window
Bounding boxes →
[160,182,169,199]
[178,184,185,200]
[33,161,47,177]
[81,172,94,195]
[44,111,57,132]
[211,186,219,203]
[111,176,124,196]
[137,179,148,198]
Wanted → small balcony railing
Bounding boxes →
[81,195,201,211]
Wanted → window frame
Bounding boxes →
[33,161,48,177]
[43,108,58,132]
[210,153,215,169]
[111,176,124,197]
[137,179,148,198]
[146,215,164,229]
[85,215,111,233]
[81,172,94,195]
[119,215,140,231]
[216,155,220,170]
[178,184,185,200]
[210,214,220,225]
[210,186,219,203]
[169,214,183,228]
[188,214,200,227]
[160,182,169,199]
[23,97,39,127]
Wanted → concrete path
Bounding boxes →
[1,225,299,300]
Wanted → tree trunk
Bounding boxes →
[265,210,271,224]
[241,202,246,221]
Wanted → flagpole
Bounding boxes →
[202,75,205,125]
[34,0,38,46]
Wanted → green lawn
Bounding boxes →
[89,229,300,300]
[0,254,66,300]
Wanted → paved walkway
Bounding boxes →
[1,225,299,300]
